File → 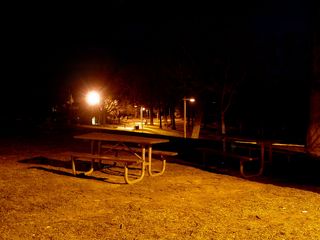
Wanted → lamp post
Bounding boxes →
[183,97,195,138]
[86,90,101,125]
[140,106,145,129]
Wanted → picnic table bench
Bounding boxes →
[269,144,306,157]
[100,144,178,177]
[101,143,178,159]
[68,151,145,184]
[196,147,261,177]
[195,136,278,178]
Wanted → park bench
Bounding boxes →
[196,146,261,178]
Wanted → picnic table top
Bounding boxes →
[74,132,170,145]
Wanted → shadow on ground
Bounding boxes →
[169,156,320,194]
[19,156,147,184]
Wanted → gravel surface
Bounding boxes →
[0,131,319,240]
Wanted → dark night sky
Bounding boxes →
[1,1,314,128]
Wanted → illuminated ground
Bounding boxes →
[0,131,319,240]
[77,118,188,138]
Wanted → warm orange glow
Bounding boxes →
[272,143,305,147]
[86,91,100,106]
[189,98,195,103]
[235,141,257,145]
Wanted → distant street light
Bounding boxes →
[183,97,195,138]
[86,91,101,125]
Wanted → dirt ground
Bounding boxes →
[0,131,319,240]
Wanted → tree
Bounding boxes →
[203,52,248,137]
[101,98,119,124]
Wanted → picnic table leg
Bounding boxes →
[96,141,116,170]
[90,140,95,154]
[71,156,77,175]
[71,156,95,176]
[124,147,146,184]
[85,159,95,176]
[240,142,265,178]
[147,146,166,177]
[97,141,101,155]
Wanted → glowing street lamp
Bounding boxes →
[183,97,195,138]
[140,106,145,129]
[86,91,101,106]
[86,91,101,125]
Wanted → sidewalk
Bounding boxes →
[77,118,185,138]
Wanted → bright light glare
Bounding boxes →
[189,98,195,102]
[86,91,100,106]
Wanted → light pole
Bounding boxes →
[86,90,101,125]
[183,97,195,138]
[140,106,145,129]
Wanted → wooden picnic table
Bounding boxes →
[72,132,173,184]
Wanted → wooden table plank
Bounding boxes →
[74,132,169,145]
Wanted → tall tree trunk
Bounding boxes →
[149,105,154,125]
[170,106,176,130]
[187,114,191,132]
[191,110,203,139]
[159,108,163,129]
[221,111,226,135]
[164,107,168,128]
[221,111,227,153]
[307,35,320,157]
[101,109,106,125]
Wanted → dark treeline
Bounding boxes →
[1,1,316,144]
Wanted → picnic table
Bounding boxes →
[70,132,177,184]
[197,136,281,177]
